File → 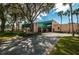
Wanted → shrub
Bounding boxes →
[0,32,17,37]
[0,32,41,37]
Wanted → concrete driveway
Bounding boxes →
[0,35,59,55]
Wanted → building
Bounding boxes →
[1,19,78,33]
[33,20,79,33]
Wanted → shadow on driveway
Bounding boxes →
[0,35,59,55]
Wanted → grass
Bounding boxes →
[0,32,16,42]
[0,32,41,42]
[0,32,41,37]
[0,36,15,42]
[50,36,79,55]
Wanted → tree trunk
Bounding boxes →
[11,14,17,32]
[78,19,79,36]
[70,4,74,36]
[16,21,19,31]
[12,23,15,32]
[1,17,6,32]
[17,23,19,31]
[30,22,34,32]
[60,16,62,32]
[76,14,79,34]
[68,15,70,33]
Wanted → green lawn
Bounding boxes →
[0,32,41,42]
[50,36,79,55]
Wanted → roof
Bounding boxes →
[37,19,58,24]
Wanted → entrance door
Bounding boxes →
[48,27,51,32]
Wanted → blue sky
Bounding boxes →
[36,3,79,24]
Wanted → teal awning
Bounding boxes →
[22,21,30,28]
[38,23,47,29]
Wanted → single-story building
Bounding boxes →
[1,20,78,33]
[32,20,79,33]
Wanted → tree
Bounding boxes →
[73,8,79,34]
[64,10,71,33]
[0,3,55,32]
[69,3,74,36]
[57,11,63,32]
[0,4,10,32]
[8,4,22,31]
[17,3,55,32]
[63,3,74,36]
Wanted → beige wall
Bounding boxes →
[52,23,79,33]
[52,21,60,32]
[33,22,79,33]
[61,24,78,33]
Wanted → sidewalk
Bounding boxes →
[42,32,78,37]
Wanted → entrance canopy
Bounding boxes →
[38,23,47,29]
[38,20,52,29]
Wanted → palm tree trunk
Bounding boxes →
[60,16,62,32]
[78,18,79,36]
[69,3,74,36]
[76,14,79,36]
[68,15,70,33]
[76,14,78,34]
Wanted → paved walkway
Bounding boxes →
[42,32,78,37]
[0,33,78,55]
[0,35,59,55]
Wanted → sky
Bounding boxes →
[36,3,79,24]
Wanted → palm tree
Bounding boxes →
[63,3,74,36]
[57,11,63,32]
[76,8,79,35]
[69,3,74,36]
[73,8,79,34]
[64,10,71,33]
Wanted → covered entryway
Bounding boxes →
[38,21,52,32]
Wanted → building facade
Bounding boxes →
[33,20,79,33]
[3,20,78,33]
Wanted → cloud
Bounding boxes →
[40,12,47,16]
[36,12,47,22]
[37,15,42,20]
[55,3,69,12]
[37,12,47,20]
